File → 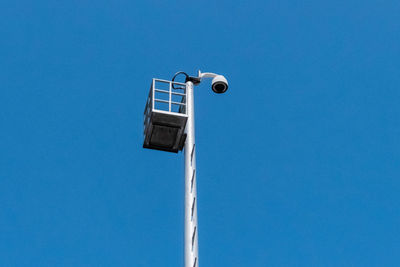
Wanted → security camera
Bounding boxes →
[211,75,229,94]
[198,71,229,94]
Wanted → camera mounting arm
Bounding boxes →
[198,70,219,79]
[172,70,229,93]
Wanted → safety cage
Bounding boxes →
[143,78,188,153]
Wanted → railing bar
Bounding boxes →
[171,101,186,106]
[154,78,186,85]
[154,89,169,94]
[152,79,155,113]
[169,82,172,112]
[154,99,186,106]
[151,109,188,117]
[154,99,169,104]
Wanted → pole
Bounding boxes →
[184,81,199,267]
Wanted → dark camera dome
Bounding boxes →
[212,82,228,94]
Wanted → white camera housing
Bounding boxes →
[211,75,229,94]
[198,71,229,94]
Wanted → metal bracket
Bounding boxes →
[186,76,201,85]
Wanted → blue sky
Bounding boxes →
[1,0,399,266]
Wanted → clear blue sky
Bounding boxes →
[1,0,399,266]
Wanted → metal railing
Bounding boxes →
[143,78,188,136]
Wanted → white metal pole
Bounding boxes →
[184,81,199,267]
